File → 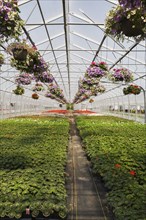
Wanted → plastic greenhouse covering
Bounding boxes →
[0,0,146,123]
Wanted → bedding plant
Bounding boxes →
[0,117,70,219]
[76,116,146,220]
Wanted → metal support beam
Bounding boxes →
[92,35,107,61]
[140,87,146,124]
[71,32,145,65]
[62,0,71,101]
[36,0,67,96]
[109,42,139,70]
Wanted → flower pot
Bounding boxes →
[0,60,4,66]
[12,48,27,61]
[121,18,144,37]
[32,93,39,99]
[132,88,141,95]
[123,88,129,95]
[13,86,24,95]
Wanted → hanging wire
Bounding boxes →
[24,3,37,25]
[112,40,117,60]
[105,37,108,62]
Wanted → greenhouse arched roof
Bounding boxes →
[0,0,146,104]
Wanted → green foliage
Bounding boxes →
[105,5,146,41]
[76,116,146,220]
[13,85,24,95]
[0,0,24,43]
[66,103,74,110]
[0,53,5,65]
[0,116,69,219]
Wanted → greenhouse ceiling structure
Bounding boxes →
[0,0,146,121]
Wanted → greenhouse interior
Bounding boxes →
[0,0,146,220]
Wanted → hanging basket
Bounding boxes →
[32,93,39,99]
[123,88,129,95]
[121,19,144,37]
[12,48,28,61]
[118,0,145,8]
[0,54,4,66]
[13,86,24,95]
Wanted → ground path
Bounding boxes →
[66,117,113,220]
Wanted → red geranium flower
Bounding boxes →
[115,164,121,168]
[129,170,136,176]
[26,208,30,215]
[32,45,37,50]
[91,61,96,65]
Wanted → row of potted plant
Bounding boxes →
[73,59,135,104]
[7,41,67,103]
[73,61,108,103]
[0,2,67,104]
[76,116,146,220]
[0,117,70,219]
[46,84,67,103]
[45,92,66,104]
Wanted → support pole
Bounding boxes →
[140,87,146,124]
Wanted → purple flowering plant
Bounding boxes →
[15,73,32,85]
[86,65,107,78]
[0,0,24,42]
[30,56,48,73]
[45,92,67,103]
[81,77,100,85]
[74,61,107,103]
[32,83,44,92]
[45,93,55,99]
[48,84,65,99]
[110,68,134,82]
[35,72,54,83]
[105,5,146,41]
[73,91,92,104]
[118,0,146,9]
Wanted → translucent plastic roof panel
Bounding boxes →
[0,0,146,104]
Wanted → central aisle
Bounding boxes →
[66,117,113,220]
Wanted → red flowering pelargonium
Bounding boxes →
[98,61,108,71]
[26,207,30,215]
[129,170,136,176]
[115,164,121,168]
[91,61,96,66]
[32,45,37,50]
